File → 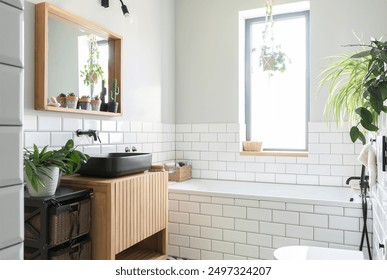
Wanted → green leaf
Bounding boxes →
[369,94,383,114]
[350,126,360,143]
[361,120,378,131]
[351,50,371,58]
[358,131,366,145]
[355,107,373,124]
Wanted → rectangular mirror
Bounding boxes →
[35,2,122,116]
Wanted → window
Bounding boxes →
[245,11,310,151]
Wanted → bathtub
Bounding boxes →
[168,179,371,260]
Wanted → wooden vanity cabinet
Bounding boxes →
[60,171,168,260]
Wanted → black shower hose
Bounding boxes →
[359,165,372,260]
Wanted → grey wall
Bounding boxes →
[26,0,175,123]
[175,0,387,124]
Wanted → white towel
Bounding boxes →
[358,143,377,186]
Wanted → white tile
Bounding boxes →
[255,156,276,163]
[309,143,330,154]
[180,247,200,260]
[130,121,142,132]
[235,199,259,208]
[260,201,285,210]
[308,165,330,175]
[176,124,191,133]
[142,143,152,153]
[38,116,61,131]
[309,122,330,133]
[329,216,359,231]
[331,166,355,177]
[192,170,201,178]
[247,233,272,247]
[136,133,148,143]
[344,231,362,246]
[223,205,246,219]
[169,194,190,203]
[319,133,343,143]
[97,133,109,144]
[247,208,272,221]
[235,244,259,258]
[0,65,22,125]
[286,203,313,213]
[153,123,163,133]
[218,152,236,161]
[168,200,179,211]
[209,123,227,133]
[255,173,276,183]
[314,228,343,243]
[218,171,236,180]
[201,152,217,161]
[329,244,358,251]
[168,245,179,257]
[227,123,240,133]
[169,234,189,246]
[245,163,265,172]
[179,201,200,213]
[62,117,82,132]
[209,142,227,152]
[235,219,259,233]
[83,145,101,154]
[286,224,313,240]
[201,227,223,240]
[300,213,328,228]
[272,236,299,248]
[319,154,343,165]
[331,144,354,155]
[275,157,297,164]
[297,175,319,185]
[192,124,209,132]
[223,229,246,243]
[184,151,200,160]
[260,222,285,236]
[24,115,37,131]
[273,210,299,225]
[308,133,319,143]
[0,4,23,67]
[224,254,247,260]
[212,216,234,229]
[184,133,200,142]
[141,122,152,132]
[109,133,123,144]
[192,142,208,151]
[175,133,183,142]
[319,176,343,186]
[83,119,100,131]
[212,197,234,205]
[286,164,307,174]
[51,132,73,147]
[297,154,319,164]
[218,133,235,143]
[260,247,276,260]
[101,145,117,153]
[24,131,50,148]
[169,211,189,224]
[276,174,297,184]
[124,133,136,143]
[315,205,343,216]
[190,237,211,250]
[190,214,211,226]
[344,208,363,218]
[0,185,23,249]
[201,133,218,142]
[300,239,328,247]
[227,143,241,152]
[147,132,158,143]
[209,161,227,171]
[201,250,223,260]
[212,240,234,254]
[236,172,255,182]
[176,142,192,151]
[201,203,222,216]
[265,163,286,173]
[168,223,179,234]
[200,170,218,179]
[116,121,130,132]
[227,162,245,171]
[101,120,116,131]
[190,195,211,203]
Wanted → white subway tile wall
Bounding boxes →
[23,115,176,164]
[176,122,363,187]
[168,190,370,260]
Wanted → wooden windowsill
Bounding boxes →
[240,151,309,157]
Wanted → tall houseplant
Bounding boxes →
[320,38,387,144]
[24,139,89,197]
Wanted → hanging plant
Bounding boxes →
[80,34,105,96]
[255,0,289,73]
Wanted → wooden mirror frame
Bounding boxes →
[35,2,122,116]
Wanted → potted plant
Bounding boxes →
[90,95,101,111]
[320,38,387,144]
[108,78,119,113]
[80,34,105,97]
[24,139,89,197]
[57,93,67,108]
[79,95,91,110]
[66,92,78,109]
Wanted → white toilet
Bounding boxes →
[274,246,365,260]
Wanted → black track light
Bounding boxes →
[101,0,109,8]
[119,0,130,17]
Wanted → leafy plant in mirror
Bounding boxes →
[80,34,105,89]
[24,139,89,192]
[320,38,387,144]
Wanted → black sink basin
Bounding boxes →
[78,153,152,178]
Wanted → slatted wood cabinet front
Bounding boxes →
[60,172,168,260]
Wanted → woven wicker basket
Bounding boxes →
[50,237,91,260]
[166,165,192,182]
[242,141,263,152]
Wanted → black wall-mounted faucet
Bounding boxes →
[76,129,101,143]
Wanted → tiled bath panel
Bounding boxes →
[175,122,363,187]
[168,180,372,260]
[23,115,176,164]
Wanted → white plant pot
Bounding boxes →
[25,167,61,197]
